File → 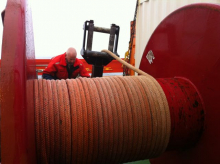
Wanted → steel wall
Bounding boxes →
[136,0,220,70]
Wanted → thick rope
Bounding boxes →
[33,48,171,164]
[102,49,171,157]
[34,74,170,164]
[102,49,150,76]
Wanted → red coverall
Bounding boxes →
[42,53,90,79]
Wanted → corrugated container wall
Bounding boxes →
[136,0,220,70]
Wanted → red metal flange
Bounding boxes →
[157,77,204,150]
[1,0,37,163]
[140,3,220,164]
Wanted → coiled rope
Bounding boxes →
[34,49,170,163]
[34,77,170,163]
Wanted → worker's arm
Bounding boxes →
[79,63,90,77]
[42,62,57,80]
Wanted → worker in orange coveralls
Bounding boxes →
[42,47,90,79]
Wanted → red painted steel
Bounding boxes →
[1,0,36,163]
[157,78,204,151]
[33,58,123,76]
[140,3,220,164]
[1,58,123,75]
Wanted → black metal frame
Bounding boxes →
[81,20,120,77]
[1,10,5,25]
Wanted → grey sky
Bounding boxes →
[0,0,136,59]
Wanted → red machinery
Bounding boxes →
[34,59,123,77]
[140,3,220,163]
[1,0,220,163]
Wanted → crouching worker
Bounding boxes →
[43,47,90,80]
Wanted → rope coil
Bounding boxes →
[34,75,170,164]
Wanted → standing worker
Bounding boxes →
[42,47,90,79]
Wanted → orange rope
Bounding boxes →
[34,76,170,164]
[47,80,55,164]
[56,80,66,163]
[51,80,60,164]
[61,80,71,164]
[102,49,171,157]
